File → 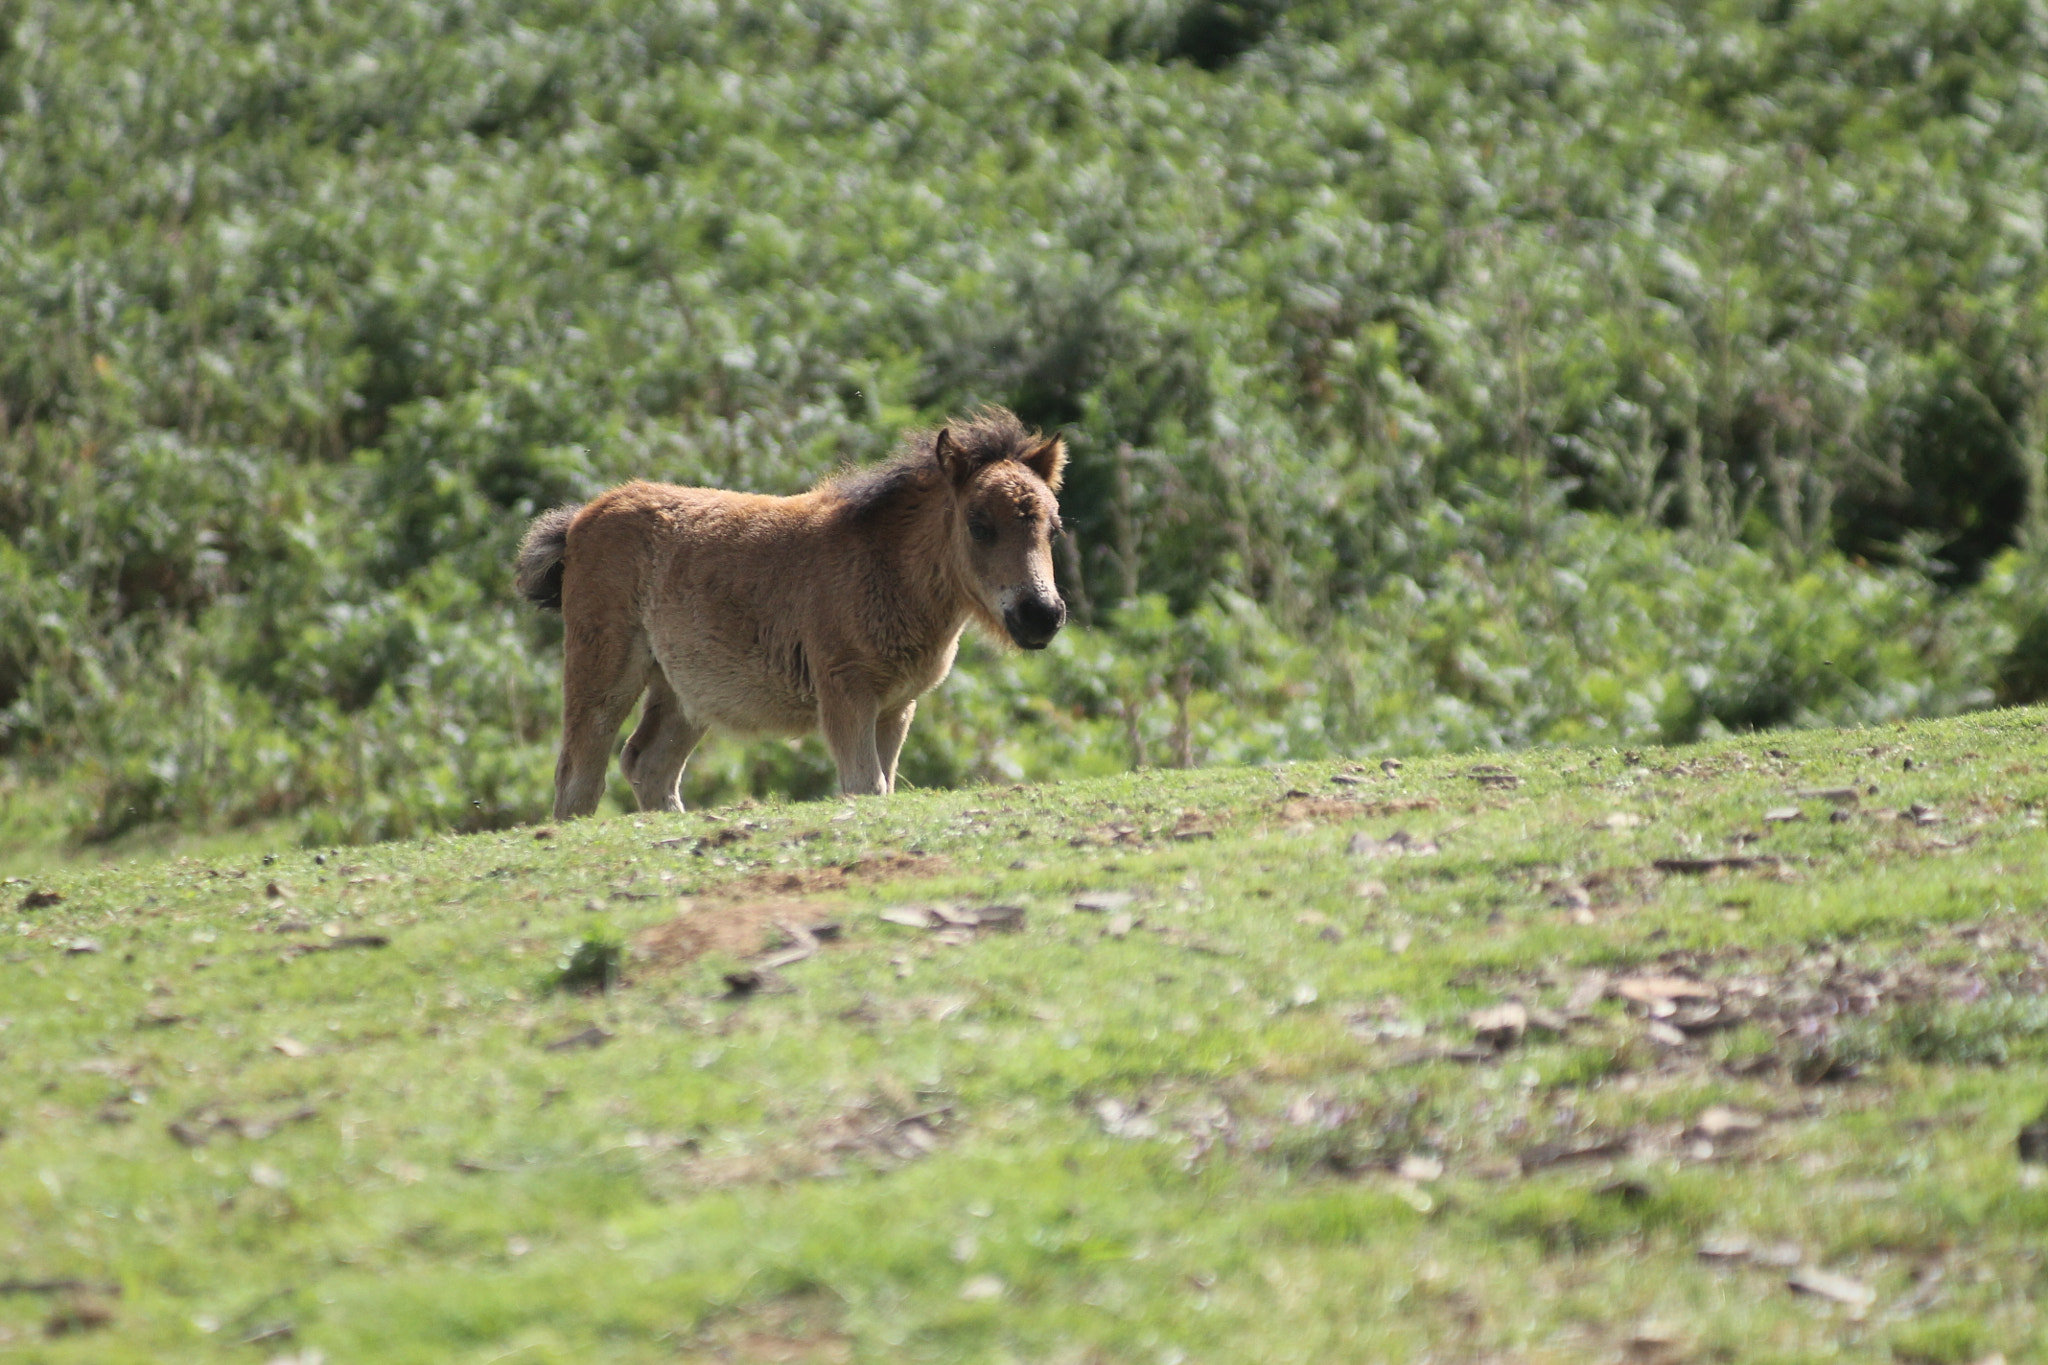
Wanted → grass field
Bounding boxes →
[7,709,2048,1363]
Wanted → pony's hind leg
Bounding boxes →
[621,673,704,812]
[554,624,652,821]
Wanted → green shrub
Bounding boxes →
[4,0,2047,844]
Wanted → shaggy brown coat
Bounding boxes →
[515,408,1067,818]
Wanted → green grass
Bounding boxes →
[9,708,2048,1361]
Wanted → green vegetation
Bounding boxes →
[5,0,2048,844]
[8,710,2048,1360]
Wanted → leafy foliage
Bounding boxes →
[3,0,2047,842]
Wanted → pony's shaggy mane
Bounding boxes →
[827,407,1046,520]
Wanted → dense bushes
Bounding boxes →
[2,0,2045,844]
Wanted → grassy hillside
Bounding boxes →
[7,709,2048,1361]
[5,0,2048,846]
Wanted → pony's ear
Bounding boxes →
[1023,435,1067,491]
[934,427,972,485]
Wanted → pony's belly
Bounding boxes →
[665,657,816,735]
[648,615,960,735]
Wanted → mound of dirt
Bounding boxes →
[633,898,831,970]
[712,849,948,897]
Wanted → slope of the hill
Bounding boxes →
[5,710,2048,1360]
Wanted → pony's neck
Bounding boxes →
[874,486,988,645]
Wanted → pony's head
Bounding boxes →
[933,411,1068,650]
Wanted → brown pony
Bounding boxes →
[514,408,1067,818]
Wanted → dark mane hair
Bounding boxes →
[826,407,1043,519]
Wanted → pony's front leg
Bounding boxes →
[818,686,887,796]
[874,700,916,794]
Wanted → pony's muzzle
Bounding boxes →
[1005,595,1066,650]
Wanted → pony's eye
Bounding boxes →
[968,519,996,545]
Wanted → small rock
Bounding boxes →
[542,1025,614,1050]
[1517,1136,1630,1173]
[719,970,764,998]
[1349,829,1437,857]
[1615,976,1717,1005]
[1073,891,1136,914]
[1695,1105,1765,1139]
[1380,758,1403,775]
[1395,1152,1444,1182]
[1762,807,1804,824]
[2017,1112,2048,1164]
[958,1274,1005,1302]
[1625,1320,1685,1361]
[1652,855,1776,875]
[1697,1233,1751,1262]
[1564,972,1610,1015]
[1470,1002,1528,1050]
[1751,1241,1804,1268]
[43,1294,117,1337]
[1787,1265,1874,1311]
[1094,1098,1158,1139]
[966,904,1026,932]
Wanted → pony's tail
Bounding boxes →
[514,505,580,611]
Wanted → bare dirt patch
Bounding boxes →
[665,1092,957,1190]
[1458,913,2048,1081]
[629,851,946,981]
[708,850,948,898]
[633,899,840,972]
[1275,796,1441,824]
[681,1290,852,1364]
[1535,864,1666,913]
